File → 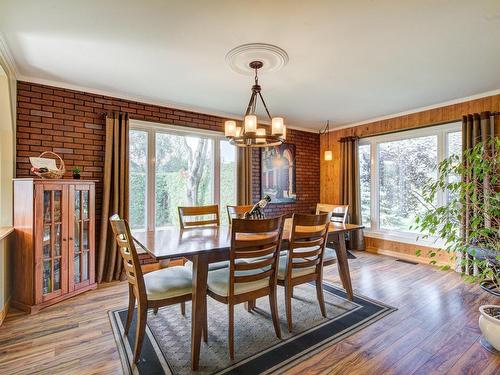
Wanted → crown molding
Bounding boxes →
[16,75,319,134]
[0,34,19,79]
[328,88,500,133]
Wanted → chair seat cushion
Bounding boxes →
[277,254,316,280]
[185,260,229,271]
[207,268,270,297]
[143,266,192,301]
[324,247,337,261]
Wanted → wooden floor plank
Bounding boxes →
[0,252,498,374]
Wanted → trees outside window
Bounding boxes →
[129,122,236,230]
[359,144,371,227]
[378,135,437,232]
[359,122,461,237]
[129,130,148,229]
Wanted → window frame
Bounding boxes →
[359,121,461,244]
[129,119,237,230]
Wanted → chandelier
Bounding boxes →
[224,61,286,147]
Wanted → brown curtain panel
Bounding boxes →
[97,112,130,283]
[237,147,253,205]
[461,111,498,274]
[339,136,365,250]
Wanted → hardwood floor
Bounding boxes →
[0,252,498,374]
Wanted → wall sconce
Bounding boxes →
[319,120,332,161]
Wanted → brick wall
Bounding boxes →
[16,81,320,259]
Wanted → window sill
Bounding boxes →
[363,229,444,249]
[0,227,14,241]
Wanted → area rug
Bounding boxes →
[109,282,395,375]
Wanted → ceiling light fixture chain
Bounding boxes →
[320,120,333,161]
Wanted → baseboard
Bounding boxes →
[366,246,451,267]
[0,298,10,327]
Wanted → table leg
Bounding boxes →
[333,233,353,300]
[191,253,208,370]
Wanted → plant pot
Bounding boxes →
[479,305,500,351]
[481,281,500,297]
[73,174,81,179]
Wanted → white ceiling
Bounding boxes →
[1,0,500,130]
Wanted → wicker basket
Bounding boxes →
[32,151,66,179]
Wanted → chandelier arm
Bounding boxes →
[245,91,257,116]
[257,91,273,120]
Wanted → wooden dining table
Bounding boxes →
[132,218,363,370]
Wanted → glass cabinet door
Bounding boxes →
[70,185,93,290]
[37,184,68,302]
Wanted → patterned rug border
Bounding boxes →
[109,283,397,375]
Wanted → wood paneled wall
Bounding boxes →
[320,93,500,262]
[320,94,500,203]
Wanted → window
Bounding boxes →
[129,130,148,230]
[219,140,237,225]
[359,144,371,227]
[359,122,461,237]
[128,121,237,230]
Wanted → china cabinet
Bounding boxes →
[12,179,97,314]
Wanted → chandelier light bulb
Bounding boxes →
[224,120,236,137]
[272,117,284,135]
[244,115,257,133]
[324,150,332,161]
[256,128,266,143]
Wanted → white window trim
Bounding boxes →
[360,121,461,244]
[130,119,234,230]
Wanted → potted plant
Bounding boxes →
[72,166,81,179]
[479,305,500,352]
[413,137,500,351]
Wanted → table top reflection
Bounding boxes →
[132,218,363,260]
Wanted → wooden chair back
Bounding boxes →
[316,203,349,224]
[109,215,145,301]
[226,205,253,224]
[229,217,284,298]
[286,213,332,280]
[178,204,220,229]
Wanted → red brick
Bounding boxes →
[17,81,320,263]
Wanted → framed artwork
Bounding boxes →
[261,143,296,204]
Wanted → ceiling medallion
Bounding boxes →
[224,60,286,148]
[225,43,289,75]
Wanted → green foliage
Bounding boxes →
[128,130,237,229]
[72,166,81,174]
[412,137,500,289]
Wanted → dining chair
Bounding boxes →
[206,216,284,359]
[180,204,228,271]
[316,203,349,224]
[109,215,196,363]
[277,212,331,332]
[315,203,349,266]
[226,204,253,224]
[178,204,220,229]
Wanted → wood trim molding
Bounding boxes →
[0,298,10,327]
[365,237,452,267]
[0,227,14,241]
